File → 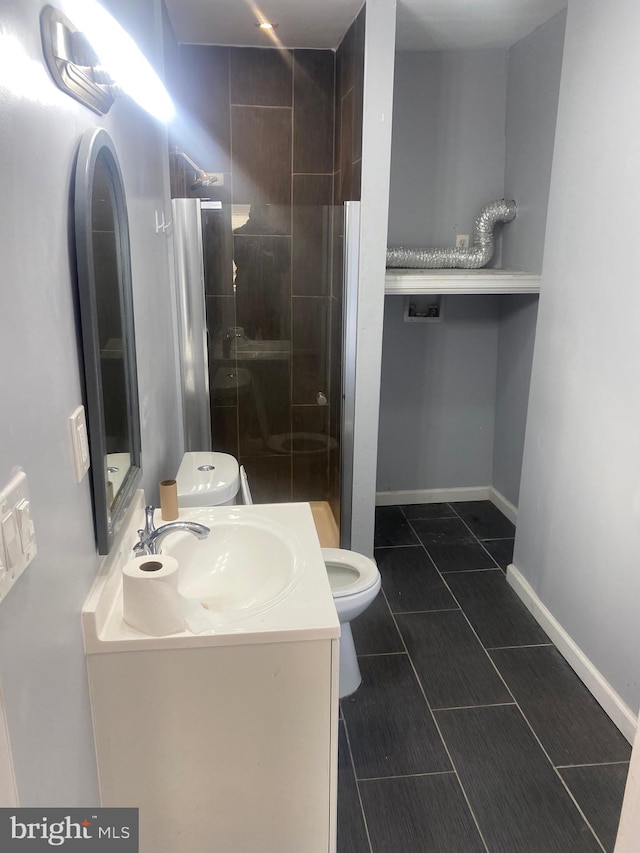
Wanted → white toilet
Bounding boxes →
[175,451,381,697]
[322,548,381,696]
[175,451,242,507]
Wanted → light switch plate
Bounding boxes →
[0,470,37,605]
[70,405,90,483]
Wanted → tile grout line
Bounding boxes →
[432,702,517,713]
[340,715,375,853]
[486,643,555,651]
[225,48,241,463]
[440,568,501,574]
[356,651,407,658]
[403,510,609,853]
[556,760,631,769]
[444,504,517,565]
[478,536,516,542]
[449,502,510,535]
[391,607,461,616]
[230,102,293,110]
[358,770,457,783]
[492,699,609,851]
[453,512,518,572]
[444,509,505,571]
[378,585,492,853]
[397,503,504,573]
[438,567,501,573]
[289,49,294,500]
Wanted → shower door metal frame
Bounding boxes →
[172,198,212,452]
[340,201,360,549]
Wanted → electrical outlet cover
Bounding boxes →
[0,470,37,604]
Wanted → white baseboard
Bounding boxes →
[507,563,636,743]
[375,485,519,527]
[376,486,492,506]
[489,487,518,525]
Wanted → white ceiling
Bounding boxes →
[165,0,567,51]
[164,0,364,51]
[396,0,567,51]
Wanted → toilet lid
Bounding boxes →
[176,452,240,506]
[321,548,380,598]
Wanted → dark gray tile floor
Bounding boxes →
[337,502,630,853]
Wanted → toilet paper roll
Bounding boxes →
[159,479,179,521]
[122,555,185,637]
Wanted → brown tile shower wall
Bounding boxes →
[335,8,365,206]
[174,44,338,504]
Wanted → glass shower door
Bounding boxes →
[203,202,346,544]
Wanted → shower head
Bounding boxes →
[191,172,221,190]
[174,148,221,191]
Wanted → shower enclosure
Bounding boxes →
[172,197,359,547]
[167,16,367,547]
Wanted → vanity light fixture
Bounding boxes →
[40,2,174,121]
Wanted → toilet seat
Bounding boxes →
[321,548,379,598]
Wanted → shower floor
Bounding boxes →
[310,500,340,548]
[337,501,629,852]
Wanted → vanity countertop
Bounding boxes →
[82,492,339,654]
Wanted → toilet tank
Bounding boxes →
[176,452,240,507]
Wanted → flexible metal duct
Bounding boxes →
[386,199,517,269]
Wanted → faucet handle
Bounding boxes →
[144,505,156,535]
[133,529,147,555]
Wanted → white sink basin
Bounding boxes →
[159,508,300,623]
[82,497,339,652]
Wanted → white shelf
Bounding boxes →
[385,268,541,295]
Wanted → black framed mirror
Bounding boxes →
[74,127,141,554]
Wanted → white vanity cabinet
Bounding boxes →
[87,638,339,853]
[83,496,340,853]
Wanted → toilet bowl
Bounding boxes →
[267,432,339,455]
[322,548,381,698]
[175,452,380,697]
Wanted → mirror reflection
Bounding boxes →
[91,154,132,509]
[74,128,141,553]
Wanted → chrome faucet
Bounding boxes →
[133,505,210,556]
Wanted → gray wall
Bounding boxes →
[492,10,566,506]
[492,296,539,505]
[381,49,508,496]
[0,0,182,804]
[377,296,499,492]
[515,0,640,712]
[388,49,507,249]
[350,0,397,555]
[502,9,567,274]
[380,19,565,503]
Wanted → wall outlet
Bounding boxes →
[0,470,37,605]
[456,234,470,249]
